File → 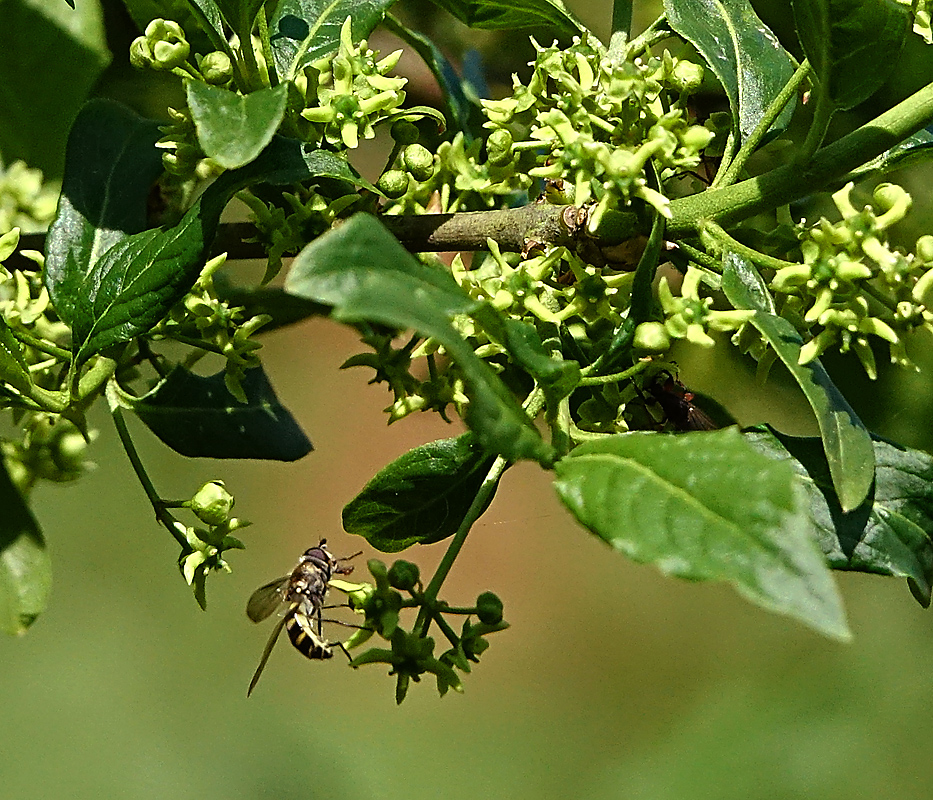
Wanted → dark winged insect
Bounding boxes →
[647,373,718,431]
[246,540,359,696]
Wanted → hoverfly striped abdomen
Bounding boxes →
[285,614,334,660]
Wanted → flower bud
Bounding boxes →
[476,591,504,624]
[376,169,410,198]
[632,321,671,354]
[403,143,435,181]
[186,480,234,526]
[391,119,420,145]
[387,560,420,591]
[199,51,233,84]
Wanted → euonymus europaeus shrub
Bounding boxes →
[4,0,933,702]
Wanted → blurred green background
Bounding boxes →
[4,1,933,798]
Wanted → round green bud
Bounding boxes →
[486,128,514,166]
[144,19,190,71]
[391,119,420,146]
[376,169,410,198]
[403,143,435,181]
[387,560,420,591]
[199,51,233,84]
[670,60,704,94]
[633,321,672,354]
[916,235,933,263]
[476,591,504,625]
[186,480,234,526]
[129,37,154,69]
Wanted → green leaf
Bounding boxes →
[187,82,289,169]
[342,433,499,552]
[68,131,366,361]
[744,425,933,607]
[215,0,264,34]
[0,457,51,635]
[471,310,580,404]
[268,0,397,80]
[426,0,585,34]
[664,0,796,142]
[848,126,933,181]
[284,213,555,465]
[722,252,874,512]
[553,429,850,639]
[792,0,909,111]
[131,365,313,461]
[0,317,32,394]
[0,0,111,176]
[44,99,163,331]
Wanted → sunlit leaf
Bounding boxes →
[554,429,850,639]
[187,82,288,169]
[664,0,796,142]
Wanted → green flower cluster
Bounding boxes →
[295,18,407,149]
[771,182,932,376]
[154,254,271,402]
[480,36,712,224]
[0,162,58,234]
[331,559,507,702]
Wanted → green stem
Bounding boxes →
[668,80,933,236]
[256,9,277,86]
[578,360,651,385]
[108,386,186,548]
[700,220,799,272]
[9,328,71,362]
[412,455,509,638]
[713,60,811,189]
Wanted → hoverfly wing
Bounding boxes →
[247,605,294,697]
[246,576,290,623]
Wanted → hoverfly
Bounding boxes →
[246,540,359,696]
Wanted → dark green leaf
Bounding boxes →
[44,99,163,330]
[70,134,366,361]
[284,213,555,465]
[792,0,909,111]
[744,425,933,606]
[0,0,111,176]
[553,429,850,639]
[0,318,32,394]
[849,127,933,181]
[427,0,585,33]
[664,0,796,142]
[268,0,397,80]
[216,0,265,34]
[342,433,499,552]
[722,252,874,511]
[187,82,288,169]
[0,457,51,635]
[131,365,313,460]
